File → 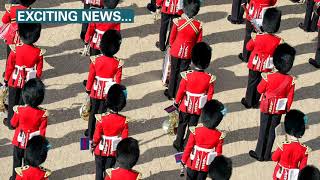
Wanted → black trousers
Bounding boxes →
[242,20,255,62]
[230,0,246,21]
[7,87,23,128]
[174,111,199,151]
[168,57,191,98]
[255,113,281,160]
[303,0,319,32]
[12,146,25,179]
[7,45,11,58]
[88,98,107,140]
[90,47,101,56]
[80,3,91,41]
[314,30,320,64]
[159,13,179,50]
[95,156,116,180]
[186,168,208,180]
[245,70,261,107]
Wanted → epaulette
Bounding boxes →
[301,143,312,155]
[173,18,180,25]
[199,21,203,29]
[9,44,16,53]
[219,131,226,140]
[39,166,52,178]
[196,123,204,128]
[279,38,285,44]
[291,76,296,85]
[90,54,102,64]
[5,4,11,12]
[42,110,49,118]
[180,70,193,80]
[105,168,115,178]
[209,74,216,83]
[261,73,269,81]
[16,43,23,47]
[40,48,47,56]
[189,126,196,135]
[133,170,142,180]
[15,165,30,176]
[251,32,257,41]
[13,105,20,114]
[95,114,102,123]
[115,57,124,68]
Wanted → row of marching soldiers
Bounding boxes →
[0,1,142,180]
[146,0,320,180]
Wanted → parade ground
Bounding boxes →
[0,0,319,179]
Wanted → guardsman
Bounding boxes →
[249,43,296,161]
[239,0,277,62]
[9,79,48,180]
[155,0,183,51]
[173,42,215,152]
[1,0,36,58]
[85,30,123,140]
[165,0,202,99]
[92,84,128,180]
[3,23,44,129]
[15,136,51,180]
[241,8,282,108]
[298,165,320,180]
[298,0,319,32]
[84,0,120,56]
[208,156,233,180]
[80,0,104,41]
[272,110,311,180]
[105,138,142,180]
[308,7,320,68]
[181,100,226,180]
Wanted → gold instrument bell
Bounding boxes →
[162,111,179,135]
[0,85,8,113]
[79,95,91,121]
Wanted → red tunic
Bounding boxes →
[93,113,128,156]
[84,23,120,50]
[169,14,202,59]
[86,55,123,99]
[156,0,183,15]
[11,105,48,149]
[246,0,277,20]
[15,165,51,180]
[246,33,282,72]
[4,44,45,89]
[175,70,215,115]
[272,141,310,180]
[182,124,224,172]
[105,168,141,180]
[1,4,26,45]
[258,72,295,115]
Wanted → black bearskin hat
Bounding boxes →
[298,165,320,180]
[18,23,41,44]
[183,0,201,18]
[22,78,45,108]
[25,136,49,167]
[147,3,157,13]
[19,0,36,7]
[106,84,126,112]
[200,99,225,129]
[262,8,281,33]
[284,110,306,138]
[273,43,296,74]
[191,42,212,70]
[208,155,233,180]
[103,0,120,9]
[100,30,122,57]
[116,137,140,169]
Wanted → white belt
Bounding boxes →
[95,29,104,35]
[101,135,121,140]
[186,92,205,97]
[15,65,35,72]
[95,76,113,82]
[194,145,214,153]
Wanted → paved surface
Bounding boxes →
[0,0,319,179]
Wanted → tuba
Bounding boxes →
[162,110,179,135]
